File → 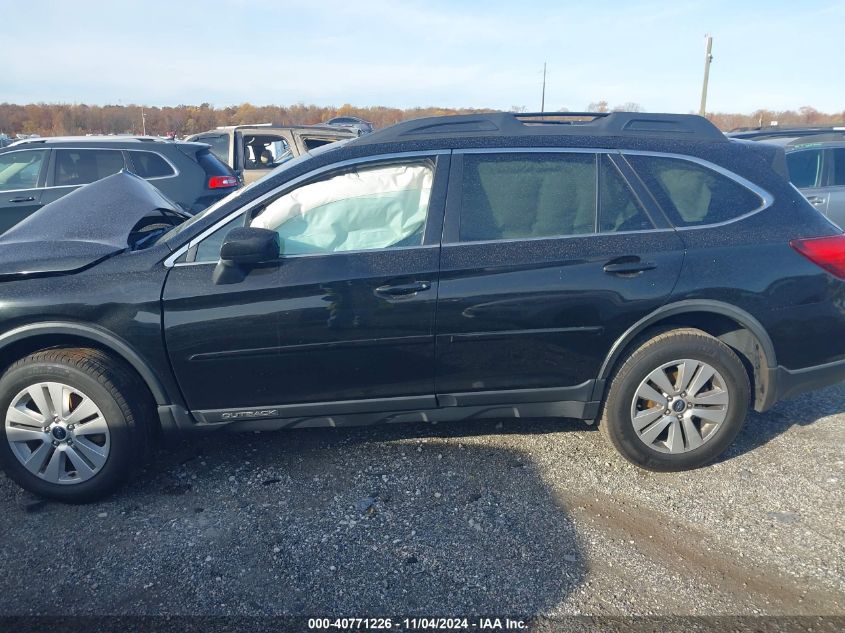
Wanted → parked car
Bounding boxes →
[2,111,845,502]
[187,124,356,185]
[324,116,375,136]
[755,134,845,229]
[0,136,237,234]
[728,125,845,141]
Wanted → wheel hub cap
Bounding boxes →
[51,426,67,441]
[5,382,110,485]
[630,358,729,454]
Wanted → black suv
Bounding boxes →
[2,112,844,502]
[0,136,237,234]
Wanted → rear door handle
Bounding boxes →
[375,281,431,297]
[603,259,657,275]
[806,195,827,206]
[8,196,35,203]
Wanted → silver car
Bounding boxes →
[763,134,845,228]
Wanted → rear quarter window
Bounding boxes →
[128,151,175,178]
[627,155,764,227]
[196,150,234,176]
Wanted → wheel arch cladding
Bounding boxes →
[598,301,776,413]
[0,323,169,406]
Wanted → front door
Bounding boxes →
[162,153,449,419]
[0,148,49,234]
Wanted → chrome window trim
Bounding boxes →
[443,227,677,248]
[619,149,774,230]
[1,146,180,188]
[450,146,774,240]
[164,149,449,268]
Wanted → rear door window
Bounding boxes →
[0,149,48,191]
[626,155,763,227]
[54,149,125,186]
[459,152,597,241]
[128,151,175,178]
[599,155,653,232]
[786,149,824,188]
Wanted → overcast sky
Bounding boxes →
[4,0,842,113]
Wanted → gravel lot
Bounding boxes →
[0,383,843,619]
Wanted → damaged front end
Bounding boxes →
[0,171,189,278]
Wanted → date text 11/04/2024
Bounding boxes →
[307,617,528,630]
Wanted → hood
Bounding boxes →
[0,171,181,277]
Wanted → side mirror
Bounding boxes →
[213,227,281,285]
[220,226,280,265]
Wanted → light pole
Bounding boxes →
[141,107,147,136]
[540,62,547,113]
[699,35,713,117]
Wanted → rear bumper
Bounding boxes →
[762,358,845,410]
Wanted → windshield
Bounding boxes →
[156,139,352,246]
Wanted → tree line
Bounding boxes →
[1,102,842,138]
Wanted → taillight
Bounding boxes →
[208,175,238,189]
[790,235,845,279]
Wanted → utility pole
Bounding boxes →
[540,62,546,113]
[699,35,713,117]
[141,107,147,136]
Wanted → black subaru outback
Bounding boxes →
[1,111,844,502]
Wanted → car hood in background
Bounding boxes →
[0,171,180,277]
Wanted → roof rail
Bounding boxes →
[353,111,727,145]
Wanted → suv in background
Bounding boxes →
[2,111,845,502]
[0,136,237,234]
[187,124,356,185]
[324,116,375,136]
[757,133,845,228]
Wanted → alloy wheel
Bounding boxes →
[5,382,110,484]
[630,359,729,454]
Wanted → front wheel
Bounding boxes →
[0,348,151,502]
[600,328,750,471]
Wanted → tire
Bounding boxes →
[600,328,750,471]
[0,348,152,502]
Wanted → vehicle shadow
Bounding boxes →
[0,418,589,617]
[720,382,845,462]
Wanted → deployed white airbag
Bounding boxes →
[251,163,433,254]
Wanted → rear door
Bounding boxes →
[435,149,685,405]
[40,147,126,206]
[825,147,845,228]
[786,147,830,217]
[0,148,49,234]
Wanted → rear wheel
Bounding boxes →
[600,328,750,471]
[0,348,151,502]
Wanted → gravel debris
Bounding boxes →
[0,384,843,616]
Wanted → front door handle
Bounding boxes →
[8,196,35,203]
[806,195,827,206]
[603,258,657,275]
[375,281,431,297]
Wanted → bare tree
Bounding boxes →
[612,102,644,112]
